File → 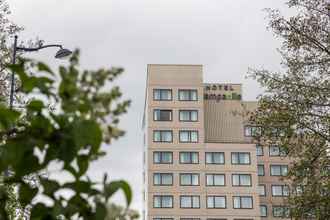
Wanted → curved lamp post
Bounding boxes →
[9,35,72,109]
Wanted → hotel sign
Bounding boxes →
[204,84,242,101]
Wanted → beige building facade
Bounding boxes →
[143,65,291,220]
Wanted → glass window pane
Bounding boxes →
[283,186,289,196]
[191,153,198,163]
[181,197,190,208]
[160,110,171,121]
[258,185,266,196]
[256,145,263,156]
[154,110,160,120]
[240,153,250,164]
[192,175,199,185]
[214,175,225,186]
[207,197,214,208]
[271,166,281,175]
[154,174,161,185]
[232,175,240,186]
[162,174,172,185]
[179,91,189,101]
[258,165,265,176]
[180,153,189,163]
[214,197,225,208]
[241,175,251,186]
[206,153,212,164]
[232,153,239,164]
[181,174,191,185]
[180,131,189,142]
[192,196,199,208]
[162,90,171,100]
[282,166,288,176]
[163,131,172,142]
[214,153,224,164]
[154,153,160,163]
[191,111,198,121]
[206,175,213,186]
[154,196,161,208]
[233,197,240,208]
[153,131,160,142]
[163,196,172,208]
[191,131,198,142]
[180,111,190,121]
[272,186,282,196]
[241,197,252,208]
[163,152,172,163]
[154,90,161,100]
[260,205,267,217]
[191,90,197,100]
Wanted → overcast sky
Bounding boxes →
[10,0,287,213]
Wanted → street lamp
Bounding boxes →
[9,35,72,109]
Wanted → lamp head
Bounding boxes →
[55,48,72,59]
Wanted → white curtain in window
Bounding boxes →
[214,197,225,208]
[241,197,252,208]
[180,132,189,142]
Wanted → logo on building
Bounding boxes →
[204,84,242,102]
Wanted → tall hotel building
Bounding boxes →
[143,65,291,220]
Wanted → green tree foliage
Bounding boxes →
[0,0,22,103]
[106,204,139,220]
[0,51,132,219]
[248,0,330,219]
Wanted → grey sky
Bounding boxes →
[10,0,287,213]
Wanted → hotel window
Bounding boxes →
[153,130,172,142]
[153,152,173,164]
[206,174,225,186]
[231,152,250,165]
[272,185,289,197]
[153,195,173,208]
[180,173,199,186]
[207,196,226,209]
[206,152,225,164]
[233,196,253,209]
[178,89,198,101]
[180,196,200,208]
[273,206,290,218]
[179,110,198,122]
[244,125,262,137]
[179,152,199,164]
[269,145,287,156]
[258,165,265,176]
[256,144,264,156]
[270,165,288,176]
[153,173,173,186]
[232,174,252,186]
[153,109,172,121]
[258,184,266,196]
[260,205,268,217]
[179,130,198,143]
[153,89,172,101]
